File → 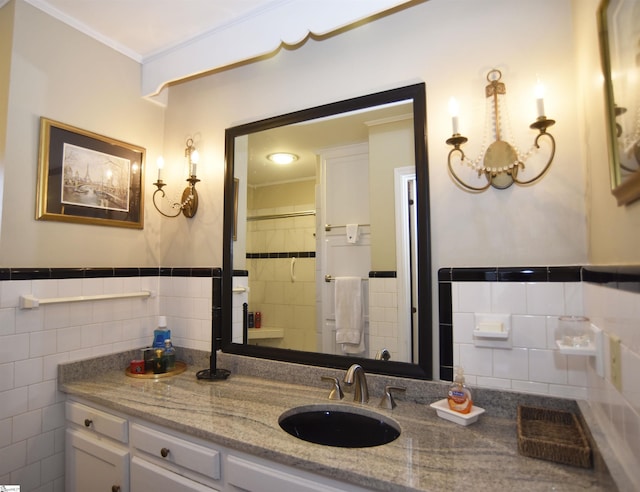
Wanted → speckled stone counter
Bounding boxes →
[59,349,616,491]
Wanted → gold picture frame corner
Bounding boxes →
[36,117,145,228]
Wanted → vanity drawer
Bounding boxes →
[131,423,220,480]
[66,400,128,443]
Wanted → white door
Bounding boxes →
[318,144,370,355]
[66,428,129,492]
[394,167,418,362]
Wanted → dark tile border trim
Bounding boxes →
[0,267,222,280]
[246,252,315,259]
[438,266,582,283]
[438,265,640,289]
[368,271,397,278]
[582,266,640,294]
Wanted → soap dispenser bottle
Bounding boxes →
[447,367,473,414]
[163,339,176,372]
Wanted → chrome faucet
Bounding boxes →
[343,364,369,403]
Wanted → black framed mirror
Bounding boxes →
[222,83,432,379]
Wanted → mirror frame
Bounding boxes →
[222,83,432,379]
[597,0,640,205]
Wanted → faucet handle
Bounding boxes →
[321,376,344,400]
[379,385,406,409]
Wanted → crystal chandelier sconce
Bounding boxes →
[446,69,556,192]
[153,138,200,218]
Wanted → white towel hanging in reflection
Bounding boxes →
[335,276,364,354]
[346,224,359,244]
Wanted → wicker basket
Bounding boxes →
[517,405,592,468]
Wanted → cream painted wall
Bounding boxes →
[368,118,413,271]
[250,180,315,211]
[164,0,588,270]
[0,1,14,232]
[1,1,634,271]
[0,0,165,267]
[573,0,640,264]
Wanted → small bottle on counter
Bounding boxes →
[255,311,261,328]
[447,366,473,414]
[142,347,155,372]
[153,316,171,348]
[153,348,166,374]
[163,339,176,372]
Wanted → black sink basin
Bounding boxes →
[279,405,400,448]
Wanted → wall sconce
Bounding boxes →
[446,69,556,192]
[153,138,200,218]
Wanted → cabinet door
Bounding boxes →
[226,455,351,492]
[131,423,220,480]
[131,456,218,492]
[66,428,129,492]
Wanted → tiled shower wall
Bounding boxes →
[0,268,215,491]
[246,202,317,352]
[368,276,400,359]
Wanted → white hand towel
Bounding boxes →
[334,276,364,354]
[346,224,359,244]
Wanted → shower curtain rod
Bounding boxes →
[324,223,370,231]
[247,210,315,221]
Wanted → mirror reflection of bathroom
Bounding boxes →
[606,0,640,179]
[232,98,418,364]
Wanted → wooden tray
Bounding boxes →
[517,405,592,468]
[125,361,187,379]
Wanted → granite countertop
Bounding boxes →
[58,350,615,492]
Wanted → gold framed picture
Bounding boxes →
[598,0,640,205]
[36,117,145,228]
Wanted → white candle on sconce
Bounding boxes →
[156,156,164,181]
[535,79,545,118]
[448,97,460,134]
[190,149,199,177]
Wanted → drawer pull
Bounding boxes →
[84,419,93,427]
[111,486,121,492]
[160,447,170,458]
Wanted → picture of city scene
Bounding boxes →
[61,142,132,212]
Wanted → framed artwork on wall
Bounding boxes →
[36,117,146,228]
[598,0,640,205]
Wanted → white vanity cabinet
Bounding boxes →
[65,398,371,492]
[65,401,130,492]
[225,453,370,492]
[130,422,221,491]
[131,456,216,491]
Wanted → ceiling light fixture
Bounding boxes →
[446,69,556,192]
[267,152,298,165]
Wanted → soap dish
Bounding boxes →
[430,399,485,426]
